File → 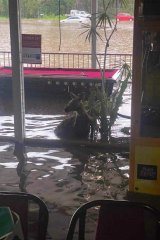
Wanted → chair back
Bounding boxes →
[0,192,48,240]
[66,199,160,240]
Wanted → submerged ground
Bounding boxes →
[0,142,129,239]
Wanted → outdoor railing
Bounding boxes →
[0,51,132,69]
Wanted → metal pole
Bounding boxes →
[8,0,27,192]
[91,0,98,68]
[8,0,25,146]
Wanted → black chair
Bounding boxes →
[66,199,160,240]
[0,191,49,240]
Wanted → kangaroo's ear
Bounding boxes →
[70,92,78,99]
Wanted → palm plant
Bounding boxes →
[81,0,130,141]
[83,63,131,141]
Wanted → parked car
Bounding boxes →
[70,10,91,18]
[77,11,91,18]
[60,16,89,24]
[115,13,134,21]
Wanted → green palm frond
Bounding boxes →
[79,0,131,141]
[80,25,103,42]
[96,12,113,29]
[110,64,131,125]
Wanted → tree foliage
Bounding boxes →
[0,0,8,16]
[1,0,134,18]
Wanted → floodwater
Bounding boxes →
[0,19,133,239]
[0,19,133,53]
[0,19,132,137]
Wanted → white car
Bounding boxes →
[60,16,89,24]
[77,11,91,18]
[70,10,91,18]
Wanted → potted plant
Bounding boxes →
[57,0,131,143]
[82,0,131,141]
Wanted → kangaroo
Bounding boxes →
[54,93,96,139]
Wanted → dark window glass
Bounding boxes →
[143,0,160,16]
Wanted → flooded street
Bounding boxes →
[0,19,133,239]
[0,19,133,53]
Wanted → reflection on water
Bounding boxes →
[0,134,129,238]
[0,96,67,138]
[28,149,72,170]
[0,143,129,206]
[0,84,131,139]
[82,152,129,200]
[0,161,18,168]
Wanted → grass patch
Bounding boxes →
[42,14,67,20]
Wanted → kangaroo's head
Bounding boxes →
[64,93,83,113]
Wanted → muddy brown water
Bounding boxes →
[0,19,133,53]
